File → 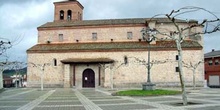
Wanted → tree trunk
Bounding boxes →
[0,70,3,89]
[15,72,18,88]
[41,67,44,91]
[176,40,188,105]
[193,69,196,90]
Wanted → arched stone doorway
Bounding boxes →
[82,68,95,88]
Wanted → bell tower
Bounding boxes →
[54,0,84,22]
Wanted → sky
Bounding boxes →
[0,0,220,62]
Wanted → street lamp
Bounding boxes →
[141,27,156,90]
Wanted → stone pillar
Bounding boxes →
[64,64,71,88]
[204,80,209,88]
[101,65,105,87]
[110,64,114,90]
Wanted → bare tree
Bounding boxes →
[0,38,12,56]
[99,56,128,90]
[0,35,23,89]
[182,60,203,90]
[29,62,50,91]
[0,59,26,89]
[0,62,9,89]
[147,6,220,105]
[129,57,170,85]
[0,56,16,89]
[11,61,26,88]
[130,57,170,70]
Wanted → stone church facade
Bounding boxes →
[27,0,204,89]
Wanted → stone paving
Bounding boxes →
[0,88,220,110]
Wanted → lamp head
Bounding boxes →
[141,27,157,42]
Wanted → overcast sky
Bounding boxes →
[0,0,220,62]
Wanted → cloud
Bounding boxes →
[0,0,30,6]
[81,0,220,53]
[0,0,220,62]
[0,0,54,61]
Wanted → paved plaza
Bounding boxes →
[0,88,220,110]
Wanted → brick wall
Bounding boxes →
[54,1,83,22]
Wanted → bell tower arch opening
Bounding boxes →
[67,10,72,20]
[60,10,64,20]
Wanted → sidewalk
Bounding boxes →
[0,87,220,110]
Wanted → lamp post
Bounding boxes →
[141,27,156,90]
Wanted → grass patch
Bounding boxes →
[113,89,181,96]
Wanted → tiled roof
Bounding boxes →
[204,50,220,58]
[27,41,202,53]
[38,18,197,28]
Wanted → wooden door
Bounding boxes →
[82,69,95,88]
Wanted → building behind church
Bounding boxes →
[205,49,220,87]
[27,0,204,89]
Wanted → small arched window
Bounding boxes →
[60,10,64,20]
[53,59,57,66]
[67,10,72,20]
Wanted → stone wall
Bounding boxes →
[27,49,204,88]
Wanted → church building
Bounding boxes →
[27,0,204,89]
